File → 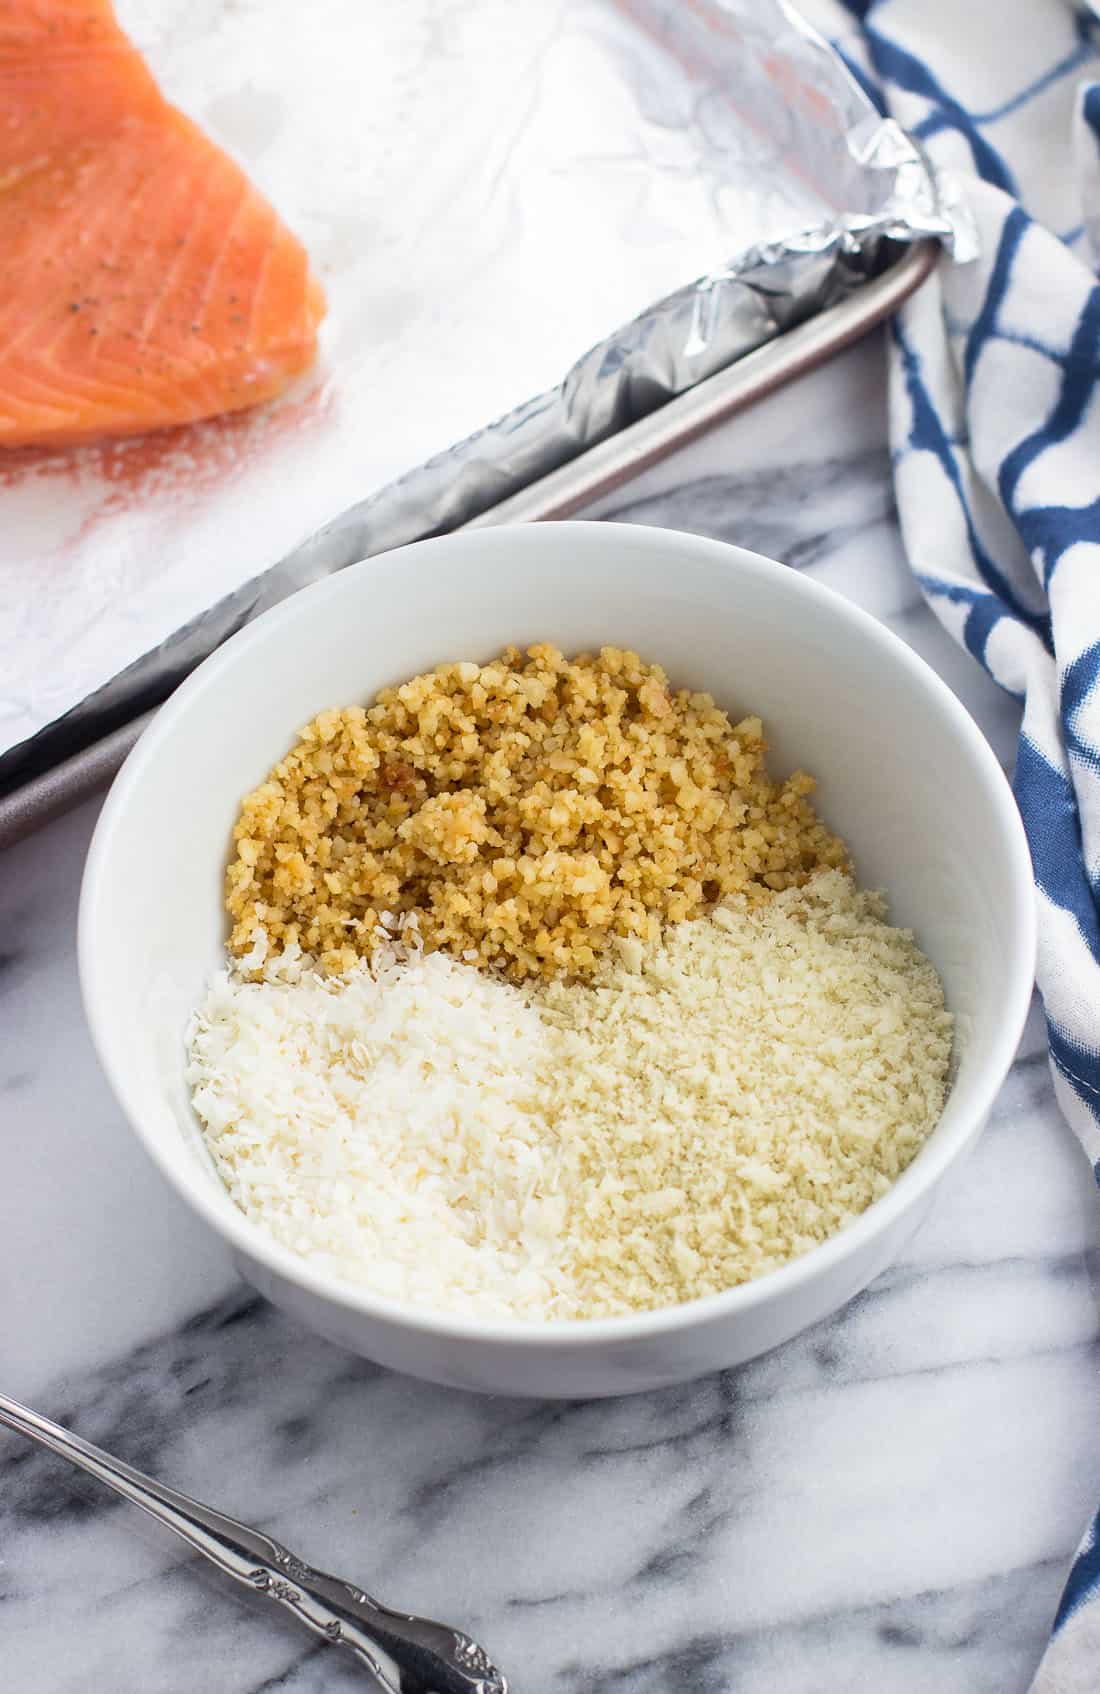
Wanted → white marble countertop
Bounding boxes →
[4,335,1099,1694]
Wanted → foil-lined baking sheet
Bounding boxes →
[0,0,965,796]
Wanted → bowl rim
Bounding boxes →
[79,520,1038,1348]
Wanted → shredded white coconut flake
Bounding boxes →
[187,872,953,1320]
[186,939,574,1317]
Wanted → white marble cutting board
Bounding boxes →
[2,337,1098,1694]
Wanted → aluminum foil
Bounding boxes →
[0,0,966,795]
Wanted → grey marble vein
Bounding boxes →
[605,449,898,574]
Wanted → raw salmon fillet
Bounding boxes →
[0,0,326,448]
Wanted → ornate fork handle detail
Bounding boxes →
[0,1390,508,1694]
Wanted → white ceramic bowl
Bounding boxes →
[79,522,1036,1398]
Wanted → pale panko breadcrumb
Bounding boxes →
[541,870,954,1315]
[226,644,847,980]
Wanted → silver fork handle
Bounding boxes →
[0,1390,508,1694]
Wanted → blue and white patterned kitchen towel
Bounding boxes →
[821,0,1100,1686]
